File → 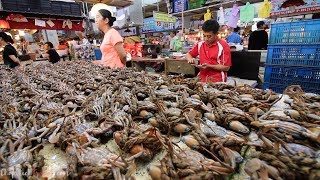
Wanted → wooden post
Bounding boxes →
[181,0,185,46]
[182,0,184,34]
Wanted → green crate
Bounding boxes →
[188,0,204,10]
[188,0,204,4]
[188,2,202,10]
[188,3,196,10]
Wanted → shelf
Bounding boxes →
[171,0,262,17]
[170,0,233,17]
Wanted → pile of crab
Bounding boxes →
[0,61,319,180]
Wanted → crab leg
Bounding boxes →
[29,128,50,141]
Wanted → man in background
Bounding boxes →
[248,21,268,50]
[227,27,242,44]
[169,31,178,51]
[42,42,60,64]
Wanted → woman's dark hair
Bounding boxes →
[202,19,220,34]
[45,42,54,48]
[234,27,240,32]
[0,32,14,44]
[98,9,116,26]
[73,37,80,41]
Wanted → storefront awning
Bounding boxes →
[8,18,84,31]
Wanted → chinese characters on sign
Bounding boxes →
[153,12,177,23]
[141,16,175,33]
[270,0,320,16]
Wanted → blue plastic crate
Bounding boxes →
[263,65,320,94]
[269,19,320,44]
[266,44,320,67]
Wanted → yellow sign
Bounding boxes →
[153,11,176,23]
[204,9,211,21]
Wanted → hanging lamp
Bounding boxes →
[90,0,113,19]
[0,20,10,29]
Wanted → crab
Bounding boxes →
[29,117,65,143]
[251,120,320,143]
[148,147,234,180]
[1,138,41,180]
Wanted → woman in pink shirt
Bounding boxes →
[93,9,126,69]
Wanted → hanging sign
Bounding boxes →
[6,14,28,22]
[35,19,46,27]
[153,11,177,23]
[141,17,154,33]
[46,20,55,27]
[220,3,263,25]
[141,17,174,33]
[270,0,320,16]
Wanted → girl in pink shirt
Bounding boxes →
[93,9,126,69]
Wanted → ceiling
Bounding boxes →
[75,0,264,19]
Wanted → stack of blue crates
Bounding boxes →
[263,19,320,94]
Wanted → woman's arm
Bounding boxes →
[9,55,21,65]
[114,42,127,65]
[42,53,50,58]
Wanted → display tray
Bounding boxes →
[1,61,318,180]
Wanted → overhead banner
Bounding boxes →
[141,17,174,33]
[270,0,320,16]
[8,19,84,31]
[155,21,174,31]
[153,11,177,23]
[219,3,263,25]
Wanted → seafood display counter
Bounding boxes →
[0,61,319,180]
[0,58,49,66]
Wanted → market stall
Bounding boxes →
[0,0,320,180]
[0,9,85,63]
